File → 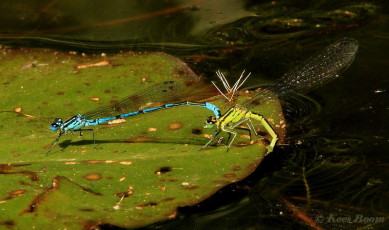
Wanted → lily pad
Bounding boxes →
[0,48,285,229]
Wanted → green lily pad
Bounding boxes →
[0,48,285,229]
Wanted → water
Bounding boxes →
[0,0,387,229]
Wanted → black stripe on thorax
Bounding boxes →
[63,116,78,129]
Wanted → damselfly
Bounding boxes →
[47,81,221,155]
[203,37,359,153]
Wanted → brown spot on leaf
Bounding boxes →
[79,208,94,212]
[235,141,250,147]
[104,89,111,93]
[89,97,100,101]
[191,128,203,135]
[184,186,199,190]
[76,60,110,69]
[0,220,15,228]
[119,161,132,165]
[240,134,251,139]
[137,202,158,208]
[10,190,27,196]
[82,160,106,164]
[162,197,175,202]
[19,181,30,186]
[84,173,102,180]
[223,173,236,178]
[158,178,178,182]
[147,127,157,132]
[232,166,241,171]
[56,92,64,95]
[154,166,172,175]
[202,134,212,139]
[168,122,183,130]
[108,118,126,125]
[136,202,158,210]
[42,101,49,105]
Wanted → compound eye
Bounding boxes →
[50,120,61,131]
[206,116,216,124]
[50,118,63,129]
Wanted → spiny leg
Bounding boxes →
[200,129,220,150]
[76,129,98,149]
[227,117,250,143]
[230,120,259,143]
[247,118,258,136]
[212,118,250,147]
[222,128,238,152]
[238,119,258,142]
[46,131,64,156]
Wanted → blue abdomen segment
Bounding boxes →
[88,101,221,125]
[204,102,221,119]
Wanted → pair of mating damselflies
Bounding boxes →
[47,37,359,155]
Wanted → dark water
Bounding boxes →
[1,0,388,229]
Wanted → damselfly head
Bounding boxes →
[50,118,63,131]
[204,116,216,129]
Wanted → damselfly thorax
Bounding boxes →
[206,104,278,153]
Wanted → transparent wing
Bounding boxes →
[83,81,183,119]
[242,37,359,108]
